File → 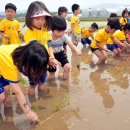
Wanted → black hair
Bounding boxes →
[122,23,130,31]
[91,23,98,29]
[72,4,80,13]
[5,3,17,12]
[12,41,49,81]
[24,1,52,30]
[122,9,128,17]
[109,13,117,18]
[108,13,118,21]
[58,6,68,15]
[128,11,130,16]
[52,15,66,31]
[107,19,120,30]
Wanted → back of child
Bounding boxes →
[0,3,21,45]
[81,23,98,47]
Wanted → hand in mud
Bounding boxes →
[26,110,40,124]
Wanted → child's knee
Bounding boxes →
[100,56,107,62]
[64,64,70,72]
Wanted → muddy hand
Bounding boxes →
[26,110,40,124]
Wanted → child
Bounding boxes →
[90,19,122,65]
[58,6,70,34]
[0,41,49,123]
[71,4,81,46]
[113,23,130,49]
[58,6,70,52]
[48,16,82,80]
[24,1,59,95]
[107,13,122,57]
[0,3,22,45]
[119,9,128,26]
[81,23,98,47]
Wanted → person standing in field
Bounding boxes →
[70,4,81,46]
[58,6,71,52]
[0,3,23,45]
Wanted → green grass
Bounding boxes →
[0,17,107,22]
[67,17,107,21]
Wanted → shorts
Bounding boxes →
[0,77,18,94]
[71,33,81,44]
[90,47,100,53]
[48,51,69,72]
[107,44,118,51]
[81,38,92,45]
[29,72,47,86]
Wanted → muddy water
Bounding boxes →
[0,43,130,130]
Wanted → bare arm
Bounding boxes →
[71,23,74,34]
[0,31,10,39]
[96,41,109,52]
[112,37,124,47]
[67,41,82,55]
[48,47,60,67]
[10,83,39,123]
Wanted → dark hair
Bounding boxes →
[128,11,130,16]
[25,1,52,30]
[122,9,128,17]
[72,4,80,13]
[52,15,66,31]
[12,41,49,81]
[122,23,130,31]
[91,23,98,29]
[5,3,17,12]
[107,19,120,30]
[108,13,118,21]
[109,13,117,18]
[58,6,68,15]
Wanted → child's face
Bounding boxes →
[74,7,80,15]
[32,16,46,29]
[61,12,67,18]
[5,8,16,20]
[124,12,128,17]
[109,28,116,34]
[90,28,97,33]
[53,30,65,38]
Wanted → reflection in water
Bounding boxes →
[90,65,114,108]
[107,58,129,89]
